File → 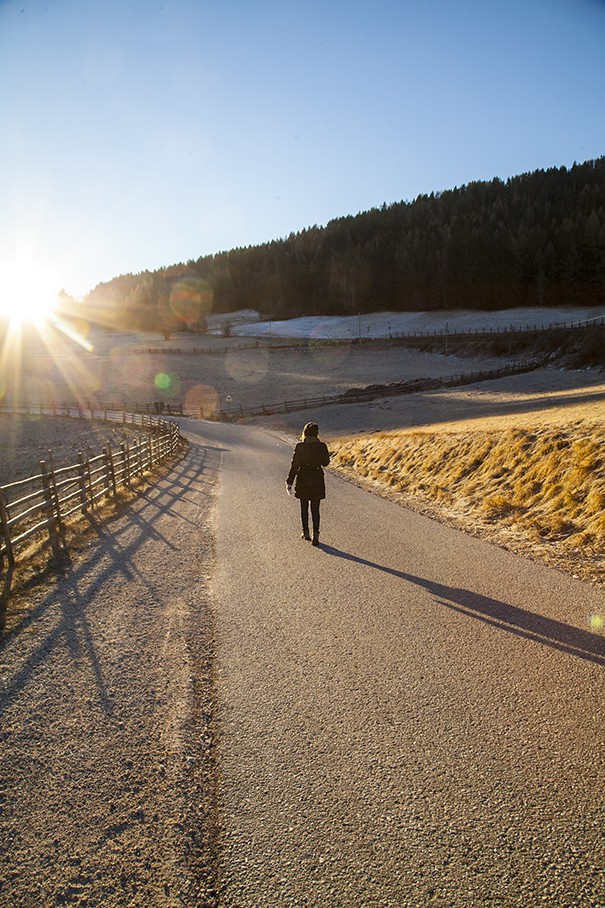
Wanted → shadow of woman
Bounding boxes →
[0,442,222,718]
[321,545,605,666]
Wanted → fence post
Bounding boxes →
[106,445,117,495]
[102,447,112,498]
[0,489,15,568]
[40,459,63,555]
[121,442,131,487]
[77,451,88,513]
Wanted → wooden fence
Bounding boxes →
[386,314,605,340]
[0,413,182,573]
[0,401,184,418]
[195,357,542,421]
[3,354,545,426]
[131,314,605,352]
[132,341,262,356]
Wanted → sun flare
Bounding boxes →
[0,261,60,327]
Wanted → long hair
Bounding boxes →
[301,422,319,440]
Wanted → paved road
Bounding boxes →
[184,419,605,908]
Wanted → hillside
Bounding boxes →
[85,158,605,331]
[254,360,605,588]
[332,420,605,587]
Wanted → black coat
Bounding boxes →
[286,437,330,500]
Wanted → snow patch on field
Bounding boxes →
[234,306,605,339]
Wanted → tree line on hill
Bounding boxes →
[85,157,605,335]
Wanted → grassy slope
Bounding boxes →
[332,421,605,586]
[330,330,605,586]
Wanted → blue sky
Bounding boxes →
[1,0,605,297]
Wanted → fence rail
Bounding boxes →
[94,314,605,356]
[0,401,184,418]
[195,358,543,421]
[0,414,182,573]
[386,314,605,340]
[11,358,542,423]
[132,341,262,355]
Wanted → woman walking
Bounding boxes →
[286,422,330,546]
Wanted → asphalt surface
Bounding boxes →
[183,418,605,908]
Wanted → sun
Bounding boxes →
[0,260,60,327]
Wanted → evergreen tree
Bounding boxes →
[86,157,605,329]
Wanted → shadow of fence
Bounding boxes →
[0,412,184,609]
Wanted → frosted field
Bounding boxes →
[7,304,605,417]
[232,305,605,339]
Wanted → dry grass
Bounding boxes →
[255,362,605,585]
[332,421,605,585]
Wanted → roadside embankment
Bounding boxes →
[332,422,605,586]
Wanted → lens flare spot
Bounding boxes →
[170,278,214,328]
[184,383,219,416]
[155,372,172,391]
[588,614,604,632]
[156,372,180,398]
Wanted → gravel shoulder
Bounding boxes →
[0,441,220,907]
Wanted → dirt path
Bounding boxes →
[0,443,220,907]
[3,402,605,906]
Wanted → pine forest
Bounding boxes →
[86,157,605,333]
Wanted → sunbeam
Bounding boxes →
[0,259,60,328]
[0,256,99,408]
